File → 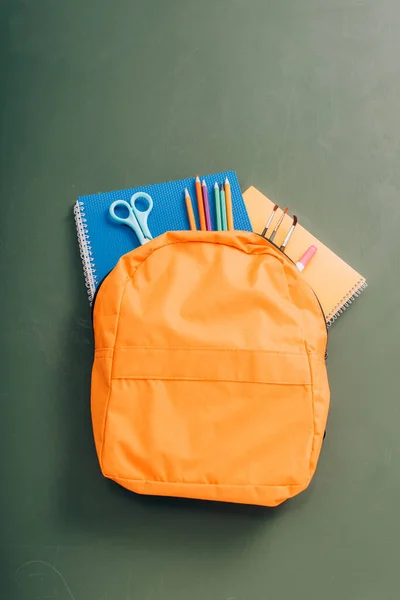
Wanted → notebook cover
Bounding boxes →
[243,186,367,325]
[74,171,252,302]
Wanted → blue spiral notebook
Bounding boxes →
[74,171,252,302]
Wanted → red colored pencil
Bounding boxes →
[195,175,206,231]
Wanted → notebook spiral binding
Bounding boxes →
[73,201,98,304]
[326,279,367,328]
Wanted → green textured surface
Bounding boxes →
[1,0,398,598]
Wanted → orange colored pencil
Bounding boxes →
[184,188,197,231]
[195,175,206,230]
[224,177,234,230]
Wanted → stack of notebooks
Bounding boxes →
[74,171,366,325]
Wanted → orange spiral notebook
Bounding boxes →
[243,187,367,326]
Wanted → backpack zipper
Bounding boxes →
[90,271,109,322]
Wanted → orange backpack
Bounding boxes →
[91,231,329,506]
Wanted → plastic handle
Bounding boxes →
[109,200,147,245]
[130,192,153,240]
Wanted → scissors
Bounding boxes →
[109,192,153,245]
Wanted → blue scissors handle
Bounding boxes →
[130,192,153,240]
[109,192,153,245]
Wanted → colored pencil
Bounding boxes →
[201,180,212,231]
[224,177,234,230]
[220,184,228,231]
[184,188,197,231]
[195,175,206,231]
[214,182,222,231]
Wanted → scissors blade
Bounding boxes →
[129,213,148,245]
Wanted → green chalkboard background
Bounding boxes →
[1,0,398,598]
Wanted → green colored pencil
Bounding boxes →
[220,184,228,230]
[214,182,222,231]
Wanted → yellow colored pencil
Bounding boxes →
[224,177,234,230]
[184,188,197,231]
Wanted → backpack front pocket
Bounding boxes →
[99,346,316,499]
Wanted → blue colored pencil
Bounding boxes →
[214,182,222,231]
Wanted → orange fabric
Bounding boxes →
[91,231,330,507]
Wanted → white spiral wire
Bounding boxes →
[73,201,98,304]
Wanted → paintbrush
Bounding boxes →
[280,215,298,252]
[261,204,278,238]
[269,207,289,243]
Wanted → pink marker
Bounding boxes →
[296,245,318,272]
